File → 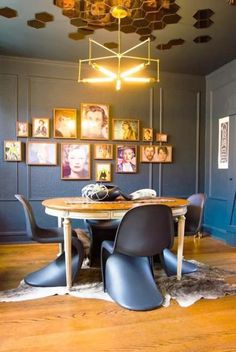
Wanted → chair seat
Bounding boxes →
[105,253,163,311]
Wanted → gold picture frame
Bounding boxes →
[61,143,91,180]
[95,162,112,182]
[116,144,137,173]
[32,118,50,138]
[54,108,77,139]
[142,127,153,142]
[112,119,139,141]
[156,132,168,142]
[27,141,57,165]
[4,141,23,161]
[94,143,113,159]
[156,145,173,163]
[16,122,30,137]
[80,103,109,140]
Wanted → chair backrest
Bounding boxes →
[15,194,39,241]
[185,193,206,235]
[113,204,174,257]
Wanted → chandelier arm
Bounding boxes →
[79,55,118,63]
[121,38,150,57]
[89,39,118,56]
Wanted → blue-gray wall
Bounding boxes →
[0,55,205,242]
[205,59,236,246]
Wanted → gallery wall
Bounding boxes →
[0,55,205,242]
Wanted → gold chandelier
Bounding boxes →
[78,5,160,91]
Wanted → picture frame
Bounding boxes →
[116,144,137,173]
[112,119,139,141]
[61,143,91,180]
[94,143,113,160]
[95,162,112,182]
[53,108,77,139]
[27,141,57,165]
[80,103,109,140]
[140,145,157,163]
[156,132,168,143]
[4,141,23,161]
[142,128,153,142]
[32,118,50,138]
[16,122,30,137]
[156,145,173,163]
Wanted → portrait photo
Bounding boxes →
[116,144,137,173]
[112,119,139,141]
[54,108,77,139]
[156,145,172,163]
[16,122,30,138]
[94,144,113,159]
[32,118,50,138]
[95,163,112,182]
[156,133,168,143]
[61,143,91,180]
[80,103,109,140]
[142,128,153,142]
[140,145,157,163]
[4,141,22,161]
[27,142,57,165]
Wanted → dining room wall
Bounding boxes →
[0,55,205,242]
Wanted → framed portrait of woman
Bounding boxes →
[112,119,139,141]
[94,143,113,160]
[142,128,153,142]
[156,145,173,163]
[32,118,50,138]
[16,122,30,137]
[116,144,137,173]
[27,142,57,165]
[95,162,112,182]
[61,143,91,180]
[54,108,77,139]
[4,141,23,161]
[80,103,109,140]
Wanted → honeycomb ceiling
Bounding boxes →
[0,0,236,75]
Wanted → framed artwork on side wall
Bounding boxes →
[112,119,139,141]
[116,144,137,173]
[27,142,57,165]
[4,141,23,161]
[95,162,112,182]
[32,118,50,138]
[16,122,30,137]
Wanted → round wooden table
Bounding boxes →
[42,197,188,289]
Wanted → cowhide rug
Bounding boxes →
[0,260,236,307]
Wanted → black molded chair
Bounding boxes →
[101,204,174,311]
[15,194,84,287]
[162,193,206,276]
[85,219,120,266]
[185,193,206,236]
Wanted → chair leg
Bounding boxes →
[160,248,198,277]
[24,238,84,287]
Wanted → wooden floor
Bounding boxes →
[0,236,236,352]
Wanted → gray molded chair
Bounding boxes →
[15,194,84,287]
[101,204,175,311]
[85,219,120,266]
[162,193,206,276]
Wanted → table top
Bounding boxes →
[42,197,188,212]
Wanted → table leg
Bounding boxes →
[63,217,72,289]
[177,214,186,280]
[57,217,63,255]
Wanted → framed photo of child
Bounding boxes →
[142,128,153,142]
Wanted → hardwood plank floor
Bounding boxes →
[0,237,236,352]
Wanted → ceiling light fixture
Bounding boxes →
[78,5,160,91]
